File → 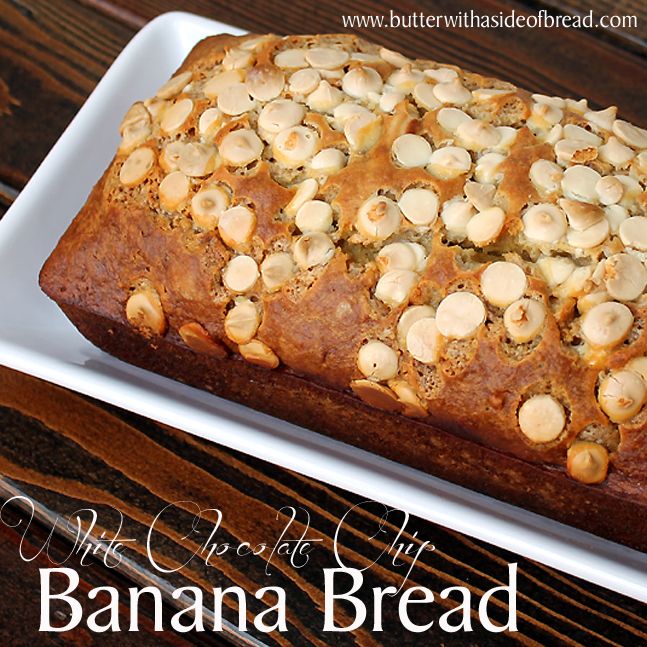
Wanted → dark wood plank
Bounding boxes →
[0,366,646,646]
[0,0,135,189]
[532,0,646,53]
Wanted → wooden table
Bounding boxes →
[1,1,646,644]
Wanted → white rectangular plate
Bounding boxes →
[0,11,645,601]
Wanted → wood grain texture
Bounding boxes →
[0,367,646,645]
[532,0,646,52]
[0,0,646,643]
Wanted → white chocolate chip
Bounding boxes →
[378,89,405,113]
[191,186,229,230]
[219,206,256,250]
[559,198,604,231]
[305,47,349,70]
[466,206,506,246]
[239,340,280,369]
[351,379,401,411]
[553,266,593,300]
[537,256,575,288]
[427,146,471,180]
[344,111,382,152]
[160,98,193,133]
[177,142,218,177]
[159,171,189,211]
[475,153,505,184]
[356,196,401,241]
[562,165,601,203]
[222,48,253,70]
[288,68,321,95]
[274,48,308,69]
[436,292,485,339]
[119,147,155,186]
[424,67,458,83]
[542,124,563,145]
[581,301,633,348]
[219,129,264,166]
[357,341,399,381]
[225,299,260,344]
[567,441,609,484]
[379,47,410,67]
[126,289,167,336]
[598,136,635,167]
[464,181,495,212]
[480,262,527,308]
[584,106,617,132]
[406,317,441,364]
[626,357,647,383]
[261,252,295,292]
[342,67,383,99]
[222,255,259,293]
[529,102,563,129]
[456,119,501,151]
[397,305,436,347]
[306,80,344,113]
[391,134,432,168]
[522,204,567,243]
[295,200,333,232]
[389,379,427,417]
[245,64,284,102]
[566,218,610,249]
[619,217,647,251]
[198,108,223,137]
[119,102,151,152]
[566,98,588,114]
[284,178,318,216]
[377,242,425,274]
[495,126,518,150]
[441,200,475,237]
[432,78,471,105]
[258,99,306,138]
[310,148,346,174]
[615,174,641,205]
[375,269,418,307]
[563,124,602,146]
[156,71,192,99]
[436,108,471,134]
[598,370,646,423]
[518,395,565,443]
[398,188,439,226]
[240,35,272,51]
[554,139,598,164]
[612,119,647,150]
[333,102,369,125]
[412,82,441,110]
[203,69,246,99]
[217,83,256,116]
[272,125,319,167]
[604,204,629,233]
[532,94,565,109]
[504,298,546,342]
[603,253,647,301]
[387,65,424,92]
[596,175,624,205]
[471,87,514,101]
[293,232,334,268]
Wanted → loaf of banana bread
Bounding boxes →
[40,33,647,549]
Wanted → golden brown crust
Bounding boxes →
[40,33,647,544]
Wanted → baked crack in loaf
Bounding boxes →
[40,34,647,548]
